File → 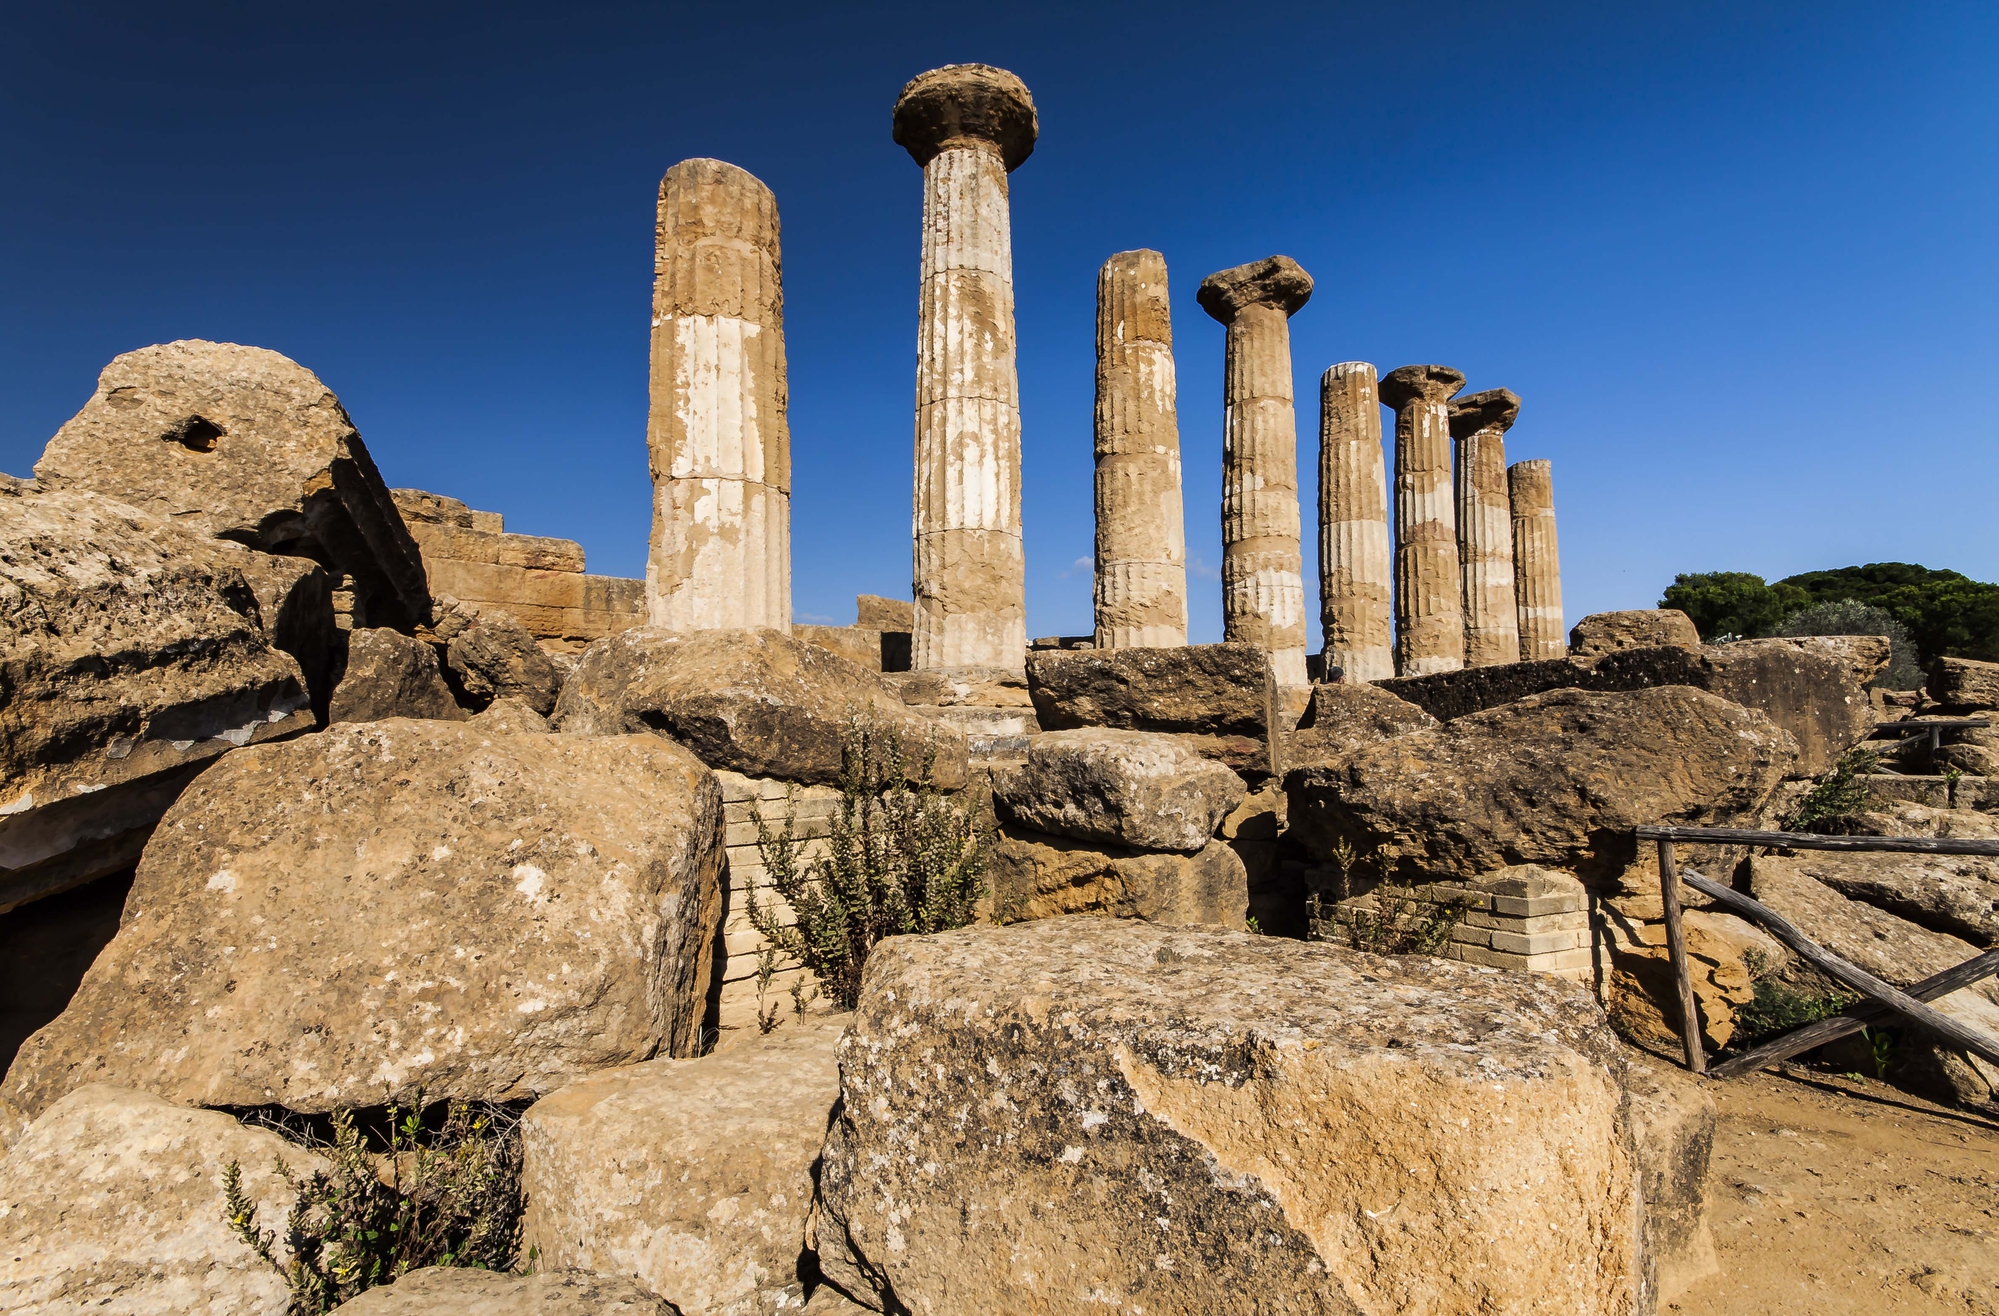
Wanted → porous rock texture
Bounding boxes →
[1777,849,1999,947]
[327,626,465,724]
[1568,609,1702,660]
[0,1083,329,1315]
[1930,656,1999,711]
[1283,680,1436,765]
[328,1268,675,1315]
[1285,686,1797,887]
[521,1020,843,1316]
[1621,1059,1721,1303]
[992,729,1245,853]
[469,695,552,735]
[0,482,314,913]
[817,918,1644,1316]
[986,828,1249,928]
[1025,643,1272,737]
[34,339,430,629]
[554,627,967,789]
[444,610,561,714]
[1,719,723,1121]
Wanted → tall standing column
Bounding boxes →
[1198,257,1313,687]
[1380,364,1467,676]
[646,158,791,632]
[1318,362,1393,682]
[1094,249,1187,649]
[894,64,1037,672]
[1510,458,1567,659]
[1450,388,1522,668]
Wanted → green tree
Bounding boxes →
[1776,563,1999,665]
[1658,571,1808,641]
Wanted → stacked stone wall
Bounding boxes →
[711,770,840,1050]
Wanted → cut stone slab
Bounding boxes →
[444,610,561,715]
[883,665,1033,708]
[855,594,913,632]
[1776,849,1999,947]
[521,1019,843,1316]
[328,627,466,724]
[1284,681,1436,766]
[1569,609,1702,660]
[1025,643,1273,737]
[992,729,1245,852]
[555,627,967,789]
[1931,656,1999,711]
[1,719,723,1122]
[986,827,1249,929]
[0,1083,329,1316]
[328,1268,675,1314]
[816,917,1643,1316]
[1621,1058,1720,1304]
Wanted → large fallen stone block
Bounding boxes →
[1777,849,1999,947]
[987,827,1249,929]
[1025,643,1273,737]
[0,483,314,913]
[1,719,723,1121]
[1569,609,1702,660]
[327,626,466,723]
[1283,680,1436,767]
[555,627,967,788]
[992,730,1244,852]
[330,1268,674,1314]
[521,1020,843,1316]
[817,918,1644,1316]
[1931,656,1999,711]
[1286,686,1796,888]
[440,606,561,715]
[0,1083,328,1314]
[34,339,430,629]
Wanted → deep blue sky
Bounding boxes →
[5,3,1993,638]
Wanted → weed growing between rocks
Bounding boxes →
[1305,838,1471,956]
[1726,949,1861,1052]
[1783,746,1880,833]
[221,1093,524,1315]
[750,717,988,1009]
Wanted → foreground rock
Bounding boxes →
[1025,643,1273,737]
[992,730,1244,852]
[0,483,314,913]
[327,626,465,723]
[522,1020,843,1316]
[556,628,967,788]
[986,829,1248,928]
[1287,686,1796,887]
[34,339,430,628]
[330,1269,674,1314]
[818,918,1643,1316]
[0,1083,327,1315]
[2,719,722,1121]
[1621,1059,1721,1302]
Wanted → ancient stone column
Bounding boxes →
[645,158,791,633]
[1380,365,1467,676]
[1197,257,1312,688]
[1093,249,1187,649]
[894,64,1037,672]
[1317,362,1393,682]
[1510,458,1567,659]
[1450,388,1522,668]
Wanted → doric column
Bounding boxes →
[645,158,790,633]
[1380,364,1467,676]
[1450,388,1522,668]
[1317,362,1392,682]
[1509,458,1567,659]
[894,64,1037,672]
[1093,249,1187,649]
[1198,256,1312,688]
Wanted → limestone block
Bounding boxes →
[1569,609,1702,660]
[445,611,561,714]
[987,826,1249,928]
[329,1269,673,1314]
[1777,848,1999,946]
[1026,643,1273,738]
[1381,364,1467,676]
[1317,362,1393,682]
[855,593,913,631]
[1620,1058,1721,1304]
[796,623,884,672]
[469,696,551,734]
[993,729,1245,852]
[884,665,1031,708]
[1283,680,1436,767]
[1932,656,1999,710]
[328,627,466,724]
[392,486,475,528]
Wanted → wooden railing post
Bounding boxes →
[1657,838,1706,1075]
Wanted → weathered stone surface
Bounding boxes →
[817,918,1643,1316]
[883,665,1032,709]
[855,595,913,632]
[1,719,723,1120]
[891,63,1038,171]
[1621,1059,1720,1303]
[1025,643,1273,737]
[1317,362,1393,682]
[35,340,429,628]
[446,610,561,714]
[328,626,465,724]
[1381,365,1466,677]
[1569,610,1702,660]
[986,828,1248,929]
[468,695,551,735]
[231,547,338,719]
[329,1269,674,1315]
[555,628,967,789]
[1763,850,1999,947]
[1508,459,1565,660]
[1286,686,1797,886]
[1449,388,1522,669]
[993,730,1244,853]
[1602,908,1788,1052]
[0,1084,328,1315]
[1284,681,1437,766]
[1931,656,1999,710]
[521,1020,842,1316]
[796,623,884,673]
[0,484,314,913]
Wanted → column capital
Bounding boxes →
[1379,364,1466,410]
[1447,387,1520,438]
[1196,256,1313,324]
[893,64,1038,172]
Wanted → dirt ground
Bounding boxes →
[1672,1063,1999,1315]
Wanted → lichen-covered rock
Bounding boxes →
[0,1084,329,1316]
[1569,609,1702,660]
[445,610,561,715]
[328,627,465,723]
[521,1020,843,1316]
[986,827,1248,928]
[555,628,966,789]
[817,918,1643,1316]
[1,719,722,1121]
[993,730,1244,853]
[328,1268,675,1315]
[1025,643,1273,737]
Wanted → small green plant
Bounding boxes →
[1727,950,1860,1051]
[749,717,988,1010]
[1306,839,1470,956]
[222,1093,522,1315]
[1783,746,1880,833]
[1943,764,1967,809]
[753,943,783,1035]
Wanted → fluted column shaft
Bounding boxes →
[1318,362,1392,682]
[1451,389,1522,668]
[645,159,790,633]
[1383,366,1466,675]
[1093,249,1187,649]
[1510,459,1566,659]
[1219,305,1308,686]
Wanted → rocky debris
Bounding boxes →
[1569,609,1702,660]
[0,1083,329,1313]
[1286,686,1797,888]
[34,340,430,629]
[329,1268,676,1314]
[1776,850,1999,946]
[1847,802,1999,840]
[521,1020,843,1316]
[1621,1058,1721,1303]
[1283,680,1436,765]
[2,719,723,1121]
[986,828,1249,929]
[855,594,913,632]
[1602,908,1788,1052]
[444,610,561,715]
[1930,656,1999,711]
[328,626,466,724]
[469,696,552,735]
[0,484,314,914]
[817,918,1644,1316]
[1025,643,1272,738]
[992,730,1244,853]
[555,628,968,789]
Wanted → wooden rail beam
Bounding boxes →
[1634,824,1999,857]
